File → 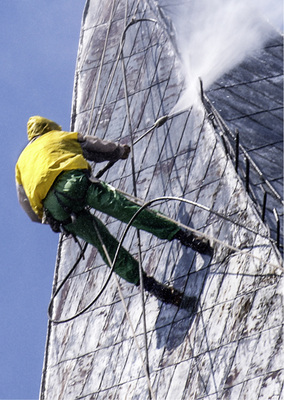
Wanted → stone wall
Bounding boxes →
[40,1,283,399]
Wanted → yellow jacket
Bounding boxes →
[16,116,130,222]
[16,116,129,221]
[16,120,89,218]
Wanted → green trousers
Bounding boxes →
[43,170,180,284]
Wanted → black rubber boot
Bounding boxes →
[173,229,213,256]
[180,294,198,311]
[143,275,197,310]
[143,276,182,306]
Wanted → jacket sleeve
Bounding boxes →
[77,133,130,163]
[16,182,42,223]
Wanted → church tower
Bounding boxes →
[40,1,283,398]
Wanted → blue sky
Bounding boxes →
[0,2,84,398]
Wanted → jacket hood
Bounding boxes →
[27,116,62,141]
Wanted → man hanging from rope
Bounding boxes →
[16,116,213,308]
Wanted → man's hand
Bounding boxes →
[121,144,131,159]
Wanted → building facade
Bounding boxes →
[40,1,283,399]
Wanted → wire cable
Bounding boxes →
[86,0,118,136]
[91,215,156,400]
[119,17,159,392]
[48,13,282,400]
[113,188,280,245]
[48,195,283,324]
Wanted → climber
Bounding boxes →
[15,116,213,307]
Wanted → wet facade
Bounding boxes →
[40,1,283,399]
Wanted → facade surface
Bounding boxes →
[207,35,283,250]
[40,1,283,399]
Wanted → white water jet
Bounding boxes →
[158,0,283,112]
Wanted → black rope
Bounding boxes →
[120,17,153,386]
[48,6,283,325]
[48,241,88,323]
[47,194,283,324]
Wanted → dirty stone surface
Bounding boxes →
[206,33,283,251]
[40,1,283,399]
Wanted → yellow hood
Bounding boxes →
[27,116,62,141]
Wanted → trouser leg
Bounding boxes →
[44,171,180,240]
[65,210,140,285]
[43,172,140,284]
[86,181,180,240]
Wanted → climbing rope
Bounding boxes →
[62,0,125,273]
[48,10,199,355]
[91,214,156,400]
[119,16,161,391]
[56,0,131,298]
[86,0,118,136]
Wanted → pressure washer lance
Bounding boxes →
[133,115,169,145]
[95,115,169,179]
[95,109,190,179]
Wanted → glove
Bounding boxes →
[43,208,71,233]
[121,144,131,159]
[45,214,61,233]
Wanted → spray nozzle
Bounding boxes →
[154,115,168,128]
